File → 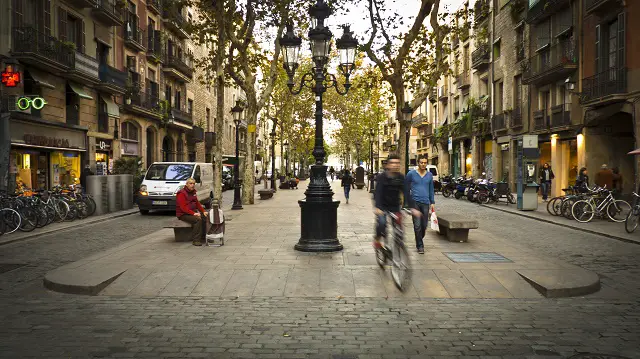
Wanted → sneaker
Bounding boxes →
[417,247,425,254]
[346,198,349,204]
[373,240,383,250]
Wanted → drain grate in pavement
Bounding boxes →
[444,252,512,263]
[0,263,27,274]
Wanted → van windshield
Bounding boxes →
[429,168,438,176]
[145,164,194,181]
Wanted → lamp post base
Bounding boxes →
[295,164,343,252]
[231,186,243,210]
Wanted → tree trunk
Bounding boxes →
[393,86,409,174]
[212,2,225,203]
[242,96,258,205]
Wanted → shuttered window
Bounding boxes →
[13,0,24,28]
[618,12,625,71]
[58,7,67,41]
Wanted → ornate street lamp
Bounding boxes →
[231,100,244,210]
[270,118,277,192]
[278,0,358,252]
[368,128,375,193]
[283,140,289,177]
[401,101,413,174]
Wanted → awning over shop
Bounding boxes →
[26,69,55,89]
[102,96,119,118]
[68,82,93,100]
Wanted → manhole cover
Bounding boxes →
[0,263,27,274]
[444,252,512,263]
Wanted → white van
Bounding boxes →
[426,165,439,182]
[137,162,214,214]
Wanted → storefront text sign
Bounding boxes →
[23,134,70,148]
[97,140,111,150]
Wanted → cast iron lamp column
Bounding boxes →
[231,101,244,210]
[369,128,375,193]
[401,101,413,174]
[284,141,289,177]
[278,0,358,252]
[270,119,277,191]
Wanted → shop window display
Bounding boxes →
[50,152,81,186]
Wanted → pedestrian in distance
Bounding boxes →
[176,177,209,246]
[575,167,589,193]
[342,170,354,203]
[539,163,555,201]
[329,166,335,181]
[373,153,407,249]
[595,164,614,190]
[404,156,435,254]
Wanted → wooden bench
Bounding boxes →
[258,189,274,200]
[437,213,479,243]
[164,217,195,242]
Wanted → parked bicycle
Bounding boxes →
[571,186,631,223]
[625,192,640,233]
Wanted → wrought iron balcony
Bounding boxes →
[585,0,620,15]
[457,70,470,89]
[511,106,523,127]
[516,45,525,61]
[11,27,74,71]
[67,0,96,8]
[438,85,449,102]
[147,0,161,14]
[533,109,548,130]
[522,37,577,85]
[162,9,189,39]
[418,124,433,138]
[124,85,162,118]
[526,0,571,24]
[471,44,490,70]
[171,107,193,125]
[125,22,146,52]
[492,113,506,131]
[474,0,490,26]
[163,54,194,82]
[147,31,163,63]
[67,51,100,84]
[92,0,124,26]
[98,64,127,94]
[582,67,627,104]
[550,103,571,128]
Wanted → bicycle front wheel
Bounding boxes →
[607,200,631,223]
[572,200,595,223]
[1,208,22,234]
[390,240,411,291]
[625,210,639,233]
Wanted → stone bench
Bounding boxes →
[258,189,274,200]
[163,217,195,242]
[437,213,479,243]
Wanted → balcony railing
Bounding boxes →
[474,0,490,25]
[582,67,627,103]
[526,0,571,24]
[99,64,127,90]
[162,9,188,38]
[171,107,193,125]
[533,109,548,130]
[511,106,523,127]
[164,54,194,79]
[147,31,163,61]
[11,27,74,69]
[516,45,525,61]
[126,86,161,113]
[550,103,571,128]
[72,51,99,80]
[522,37,577,85]
[438,85,448,101]
[472,44,490,69]
[147,0,161,14]
[492,113,506,131]
[125,22,146,51]
[457,70,470,89]
[92,0,124,26]
[419,124,433,138]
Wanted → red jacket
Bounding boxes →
[176,187,205,217]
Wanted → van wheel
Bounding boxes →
[139,209,150,215]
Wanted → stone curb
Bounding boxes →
[0,208,139,247]
[516,269,601,298]
[480,204,640,246]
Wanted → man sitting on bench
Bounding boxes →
[176,177,208,246]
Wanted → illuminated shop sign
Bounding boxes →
[1,66,20,87]
[16,96,47,110]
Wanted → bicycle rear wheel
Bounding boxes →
[1,208,22,234]
[572,200,595,223]
[625,210,639,233]
[390,240,411,291]
[84,196,96,216]
[607,200,631,223]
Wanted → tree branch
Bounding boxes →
[395,0,434,70]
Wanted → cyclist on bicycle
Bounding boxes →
[373,153,415,249]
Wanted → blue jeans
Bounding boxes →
[343,186,351,199]
[541,181,551,200]
[375,214,387,238]
[411,202,431,249]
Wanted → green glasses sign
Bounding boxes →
[16,96,47,110]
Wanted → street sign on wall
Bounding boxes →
[448,137,452,151]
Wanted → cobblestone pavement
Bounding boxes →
[0,181,639,358]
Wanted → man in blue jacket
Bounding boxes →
[405,156,435,254]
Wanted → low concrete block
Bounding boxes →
[258,189,274,200]
[516,269,601,298]
[44,264,128,295]
[437,213,479,242]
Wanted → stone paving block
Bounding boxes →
[100,268,153,296]
[129,267,180,296]
[434,270,482,298]
[284,269,321,297]
[489,270,542,298]
[189,269,234,296]
[352,269,388,297]
[319,269,356,297]
[516,269,601,298]
[158,266,206,296]
[461,269,513,298]
[411,269,451,298]
[253,269,290,296]
[220,270,261,297]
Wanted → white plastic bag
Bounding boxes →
[430,210,440,233]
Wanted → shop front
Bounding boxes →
[9,118,87,191]
[95,139,113,175]
[538,134,579,197]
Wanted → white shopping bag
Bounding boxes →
[430,210,440,233]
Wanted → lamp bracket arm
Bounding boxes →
[325,72,351,96]
[288,72,315,95]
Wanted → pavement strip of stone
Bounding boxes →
[42,180,606,299]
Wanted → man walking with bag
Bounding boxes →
[405,156,435,254]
